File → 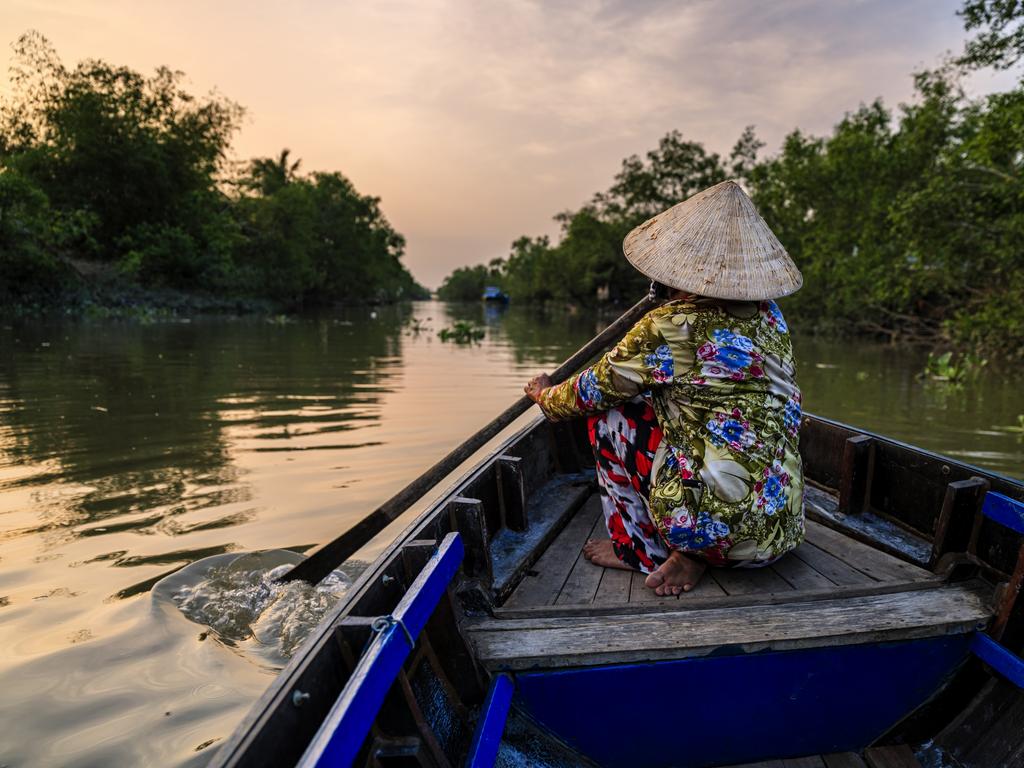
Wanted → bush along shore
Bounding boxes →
[438,2,1024,364]
[0,32,429,317]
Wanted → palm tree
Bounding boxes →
[247,148,301,196]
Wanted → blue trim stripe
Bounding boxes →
[972,633,1024,689]
[297,533,464,768]
[467,674,515,768]
[982,492,1024,535]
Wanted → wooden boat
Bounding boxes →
[207,403,1024,768]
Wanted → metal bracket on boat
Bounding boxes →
[370,614,415,649]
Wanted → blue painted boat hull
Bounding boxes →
[512,636,973,768]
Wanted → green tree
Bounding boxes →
[0,33,426,308]
[959,0,1024,70]
[233,157,426,307]
[437,264,489,302]
[1,31,242,273]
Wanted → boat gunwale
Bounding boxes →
[207,413,547,767]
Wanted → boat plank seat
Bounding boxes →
[501,494,938,613]
[467,580,991,670]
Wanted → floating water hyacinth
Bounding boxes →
[437,321,485,343]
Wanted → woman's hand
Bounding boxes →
[524,373,553,403]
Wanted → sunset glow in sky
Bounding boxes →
[1,0,1014,287]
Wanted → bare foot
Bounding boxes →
[645,551,706,595]
[582,539,635,571]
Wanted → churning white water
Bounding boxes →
[163,550,351,667]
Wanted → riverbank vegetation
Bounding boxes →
[438,1,1024,361]
[0,32,427,314]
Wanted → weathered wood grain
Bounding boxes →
[490,476,593,597]
[804,521,935,583]
[805,484,932,566]
[772,552,836,590]
[839,434,875,515]
[863,744,921,768]
[792,542,876,586]
[711,565,794,595]
[630,569,674,603]
[497,455,527,531]
[555,511,606,605]
[502,495,601,608]
[468,582,992,670]
[493,577,942,619]
[783,757,827,768]
[822,754,867,768]
[594,566,632,603]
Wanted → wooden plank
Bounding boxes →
[502,496,601,608]
[629,559,729,602]
[805,485,932,567]
[467,582,992,670]
[822,754,867,768]
[493,579,942,620]
[782,758,826,768]
[594,566,632,604]
[863,745,921,768]
[934,678,1017,760]
[772,553,836,590]
[711,565,794,596]
[555,513,606,605]
[839,434,874,514]
[447,497,492,585]
[792,542,876,586]
[505,423,555,496]
[463,464,503,552]
[930,477,989,567]
[490,476,593,597]
[962,685,1024,768]
[686,566,730,597]
[804,521,935,584]
[626,573,659,602]
[497,455,527,531]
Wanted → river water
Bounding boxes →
[0,300,1021,766]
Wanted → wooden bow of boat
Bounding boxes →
[208,310,1024,768]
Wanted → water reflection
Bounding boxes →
[0,300,1020,767]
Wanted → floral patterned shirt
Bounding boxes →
[538,296,804,564]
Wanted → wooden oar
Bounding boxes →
[279,295,656,585]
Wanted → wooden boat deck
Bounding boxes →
[467,489,992,671]
[502,493,939,612]
[721,744,922,767]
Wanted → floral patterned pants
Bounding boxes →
[587,397,670,574]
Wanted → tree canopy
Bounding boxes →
[0,32,427,310]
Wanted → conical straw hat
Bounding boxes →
[623,180,802,301]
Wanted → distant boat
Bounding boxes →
[482,286,509,303]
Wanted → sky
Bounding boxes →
[1,0,1016,288]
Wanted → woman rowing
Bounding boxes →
[524,180,805,595]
